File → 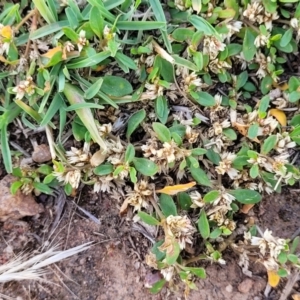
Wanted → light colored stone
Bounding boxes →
[0,175,44,221]
[225,284,233,293]
[238,278,254,294]
[32,144,51,163]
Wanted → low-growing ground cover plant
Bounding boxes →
[0,0,300,296]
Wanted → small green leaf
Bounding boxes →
[43,174,55,184]
[228,189,262,204]
[84,78,103,100]
[159,194,177,217]
[191,91,216,107]
[126,109,146,139]
[94,163,113,175]
[261,135,277,154]
[261,76,273,95]
[32,182,53,195]
[290,114,300,126]
[138,211,160,225]
[291,237,300,254]
[198,210,210,239]
[37,165,53,175]
[153,122,171,142]
[149,279,166,294]
[191,148,207,156]
[101,76,133,97]
[205,148,221,165]
[133,158,158,176]
[250,164,259,179]
[277,268,288,277]
[165,238,180,265]
[236,71,248,90]
[289,91,300,103]
[203,190,220,203]
[243,28,256,61]
[248,123,259,139]
[189,165,212,187]
[178,192,192,210]
[125,144,135,163]
[280,28,293,47]
[155,96,169,124]
[210,228,222,239]
[287,254,298,264]
[223,128,237,140]
[151,240,166,261]
[172,28,194,41]
[10,181,23,195]
[278,251,287,265]
[113,165,125,177]
[258,95,270,118]
[188,15,221,39]
[129,167,137,183]
[62,27,78,42]
[12,167,23,177]
[183,267,206,279]
[90,6,104,38]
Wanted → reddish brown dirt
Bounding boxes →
[0,189,299,300]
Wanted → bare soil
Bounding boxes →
[0,188,299,300]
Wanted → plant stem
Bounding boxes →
[150,196,164,220]
[15,9,38,32]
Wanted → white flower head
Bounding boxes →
[77,30,86,52]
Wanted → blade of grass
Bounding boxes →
[32,0,57,24]
[29,20,69,40]
[116,21,166,30]
[86,0,115,22]
[148,0,172,53]
[66,50,110,69]
[40,93,63,126]
[63,83,107,152]
[1,125,12,173]
[64,103,105,111]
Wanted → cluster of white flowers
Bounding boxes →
[12,76,36,100]
[245,229,287,271]
[142,139,191,174]
[158,215,196,252]
[124,180,152,211]
[243,0,279,30]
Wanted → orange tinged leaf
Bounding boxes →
[292,294,300,300]
[267,270,280,287]
[269,109,287,127]
[156,181,196,195]
[232,122,248,136]
[240,204,255,214]
[119,199,129,216]
[95,65,107,72]
[146,67,153,73]
[42,46,63,59]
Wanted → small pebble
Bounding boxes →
[32,144,52,163]
[238,278,254,294]
[225,284,233,293]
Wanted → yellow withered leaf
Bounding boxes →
[42,46,63,59]
[273,81,289,91]
[267,270,280,287]
[156,181,196,195]
[0,25,13,39]
[269,108,287,127]
[292,294,300,300]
